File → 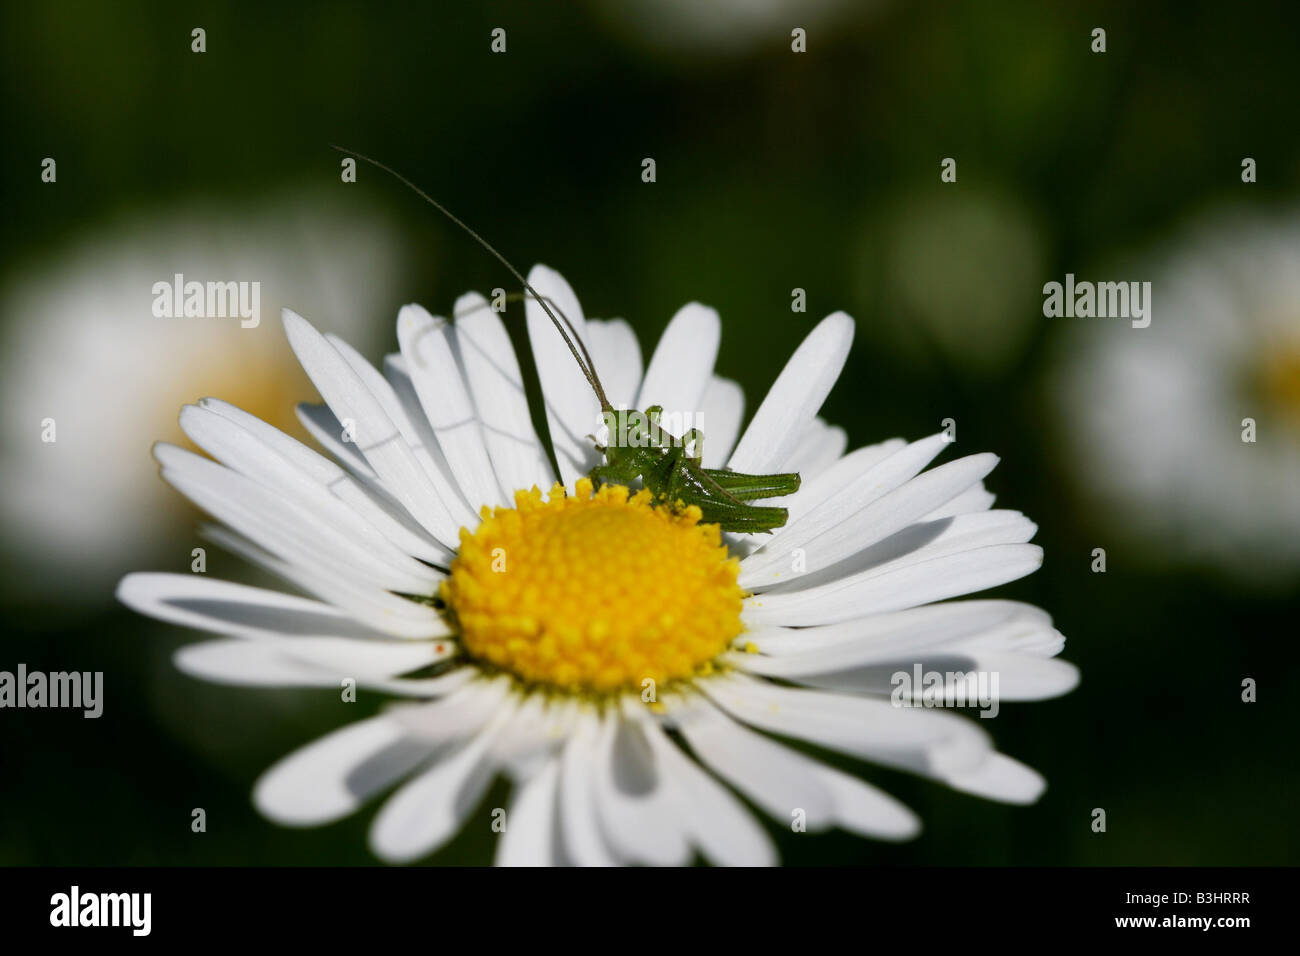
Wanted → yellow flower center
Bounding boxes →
[1257,344,1300,428]
[440,478,744,694]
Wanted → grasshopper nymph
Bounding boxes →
[335,146,801,533]
[590,405,799,533]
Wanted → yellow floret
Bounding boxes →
[440,479,744,694]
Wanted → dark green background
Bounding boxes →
[3,0,1297,865]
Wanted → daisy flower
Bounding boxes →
[1054,206,1300,582]
[118,265,1078,865]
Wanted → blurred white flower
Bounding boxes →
[594,0,867,56]
[0,192,409,602]
[1054,206,1300,582]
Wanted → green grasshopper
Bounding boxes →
[335,146,801,533]
[589,404,799,532]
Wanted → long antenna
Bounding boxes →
[331,145,612,411]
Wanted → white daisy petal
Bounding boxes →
[584,318,644,411]
[558,709,620,866]
[453,291,553,494]
[494,755,563,867]
[378,353,482,530]
[944,752,1046,805]
[738,647,1078,702]
[757,509,1038,595]
[118,573,394,640]
[741,600,1052,658]
[742,433,951,558]
[740,449,999,588]
[195,523,445,639]
[785,418,849,479]
[816,764,923,841]
[173,640,343,686]
[295,401,377,479]
[924,480,996,520]
[369,702,515,864]
[384,678,513,744]
[965,653,1080,700]
[200,398,450,565]
[727,312,855,474]
[591,709,692,866]
[178,403,440,589]
[331,332,479,528]
[282,308,462,545]
[672,696,921,840]
[724,431,909,561]
[784,438,908,523]
[116,574,455,679]
[719,440,901,563]
[490,697,581,781]
[701,673,991,780]
[254,716,436,826]
[171,641,459,696]
[172,633,449,684]
[636,302,720,421]
[743,543,1044,627]
[670,697,838,828]
[697,377,744,468]
[525,265,602,486]
[635,709,777,866]
[359,670,478,699]
[154,442,434,597]
[396,303,509,508]
[968,620,1069,658]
